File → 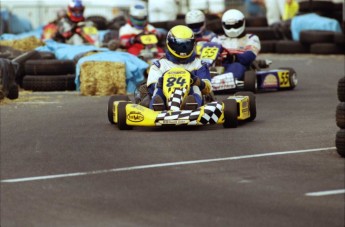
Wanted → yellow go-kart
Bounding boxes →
[107,68,256,130]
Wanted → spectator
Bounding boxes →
[148,0,178,23]
[244,0,265,17]
[265,0,299,26]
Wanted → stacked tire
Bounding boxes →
[336,77,345,157]
[0,58,20,100]
[22,54,76,91]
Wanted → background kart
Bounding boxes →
[201,43,298,93]
[107,68,256,130]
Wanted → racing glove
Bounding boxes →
[191,73,205,90]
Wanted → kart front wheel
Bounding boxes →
[223,99,238,128]
[117,101,133,130]
[243,70,257,93]
[107,95,130,124]
[235,91,256,122]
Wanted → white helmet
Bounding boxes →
[221,9,245,38]
[185,10,206,35]
[129,1,148,29]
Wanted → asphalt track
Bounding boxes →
[1,54,344,227]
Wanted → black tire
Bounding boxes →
[260,40,276,53]
[310,43,344,55]
[336,129,345,157]
[107,15,126,30]
[117,101,133,130]
[278,67,297,90]
[245,27,280,40]
[11,50,41,64]
[12,50,42,86]
[338,77,345,102]
[38,51,56,59]
[243,70,257,93]
[25,60,75,75]
[86,16,108,30]
[275,40,309,54]
[299,1,334,13]
[223,99,238,128]
[22,74,76,91]
[206,19,223,35]
[0,58,18,100]
[7,84,19,99]
[300,30,335,45]
[336,102,345,129]
[107,95,130,124]
[334,32,345,45]
[245,16,268,27]
[235,91,256,122]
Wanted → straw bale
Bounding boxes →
[79,61,126,96]
[0,36,44,51]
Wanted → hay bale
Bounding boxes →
[79,61,126,96]
[0,36,44,51]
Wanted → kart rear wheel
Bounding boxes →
[243,70,257,93]
[107,95,130,124]
[235,91,256,122]
[117,101,133,130]
[223,99,238,128]
[279,67,297,90]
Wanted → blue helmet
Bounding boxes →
[67,0,85,22]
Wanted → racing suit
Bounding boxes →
[119,21,161,56]
[54,17,84,44]
[211,33,261,80]
[147,51,212,109]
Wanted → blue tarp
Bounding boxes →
[35,39,108,60]
[75,51,148,94]
[291,13,342,41]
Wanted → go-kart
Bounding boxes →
[43,20,100,46]
[136,33,165,64]
[107,67,256,130]
[200,42,298,93]
[71,21,100,46]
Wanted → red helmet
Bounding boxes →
[67,0,85,23]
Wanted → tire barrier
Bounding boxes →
[336,77,345,158]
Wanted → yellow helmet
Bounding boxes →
[166,25,195,59]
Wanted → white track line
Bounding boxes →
[1,147,335,183]
[305,189,345,197]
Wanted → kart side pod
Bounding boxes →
[107,92,256,130]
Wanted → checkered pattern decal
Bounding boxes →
[200,102,223,124]
[167,87,188,111]
[155,101,223,126]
